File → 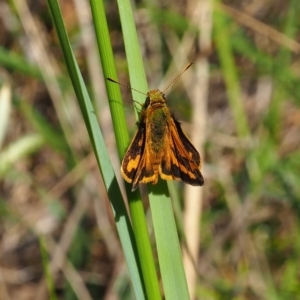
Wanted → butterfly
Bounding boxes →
[108,63,204,191]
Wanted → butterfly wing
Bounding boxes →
[160,116,204,186]
[131,114,160,190]
[121,123,145,185]
[121,118,158,191]
[172,117,201,167]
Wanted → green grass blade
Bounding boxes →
[117,0,190,298]
[89,0,160,298]
[150,183,190,300]
[117,0,148,100]
[116,0,163,298]
[89,0,150,298]
[46,0,144,298]
[89,0,131,157]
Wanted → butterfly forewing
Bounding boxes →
[121,123,145,184]
[172,118,201,166]
[159,117,204,185]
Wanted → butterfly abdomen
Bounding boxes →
[149,106,168,154]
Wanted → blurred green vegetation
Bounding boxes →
[0,0,299,299]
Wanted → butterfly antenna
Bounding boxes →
[106,78,147,96]
[163,62,194,93]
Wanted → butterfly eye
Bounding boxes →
[144,97,150,108]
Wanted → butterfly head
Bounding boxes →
[145,89,167,108]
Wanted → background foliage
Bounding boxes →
[0,0,300,299]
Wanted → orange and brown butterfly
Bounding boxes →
[107,63,204,191]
